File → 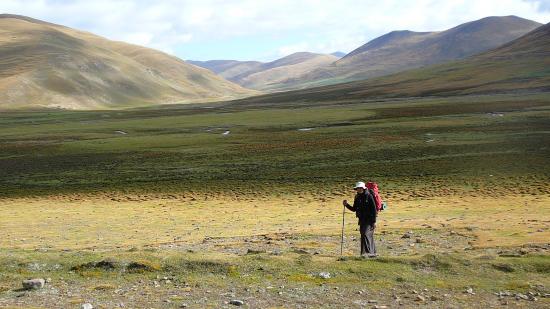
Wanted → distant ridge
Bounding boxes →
[190,52,339,91]
[281,16,542,90]
[233,22,550,104]
[330,51,346,58]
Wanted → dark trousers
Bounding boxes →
[359,223,376,255]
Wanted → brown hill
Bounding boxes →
[0,14,255,110]
[238,52,339,91]
[284,16,542,90]
[190,52,339,91]
[187,60,264,81]
[232,22,550,104]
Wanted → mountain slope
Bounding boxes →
[187,60,264,81]
[232,22,550,104]
[287,16,542,90]
[0,14,255,110]
[238,52,339,91]
[190,52,339,91]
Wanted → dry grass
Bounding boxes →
[1,193,547,251]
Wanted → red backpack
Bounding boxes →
[366,182,384,212]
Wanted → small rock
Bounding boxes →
[81,304,93,309]
[516,293,529,300]
[319,272,331,279]
[416,295,425,302]
[229,299,244,306]
[465,287,475,295]
[367,299,377,303]
[22,279,45,290]
[430,295,439,301]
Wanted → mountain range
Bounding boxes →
[0,14,547,110]
[0,14,255,110]
[189,52,340,91]
[194,16,541,92]
[233,21,550,105]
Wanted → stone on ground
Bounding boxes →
[22,278,45,290]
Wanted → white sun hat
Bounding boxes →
[354,181,366,189]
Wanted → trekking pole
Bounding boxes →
[340,203,345,256]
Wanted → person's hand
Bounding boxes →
[343,200,349,207]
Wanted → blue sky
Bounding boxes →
[1,0,550,61]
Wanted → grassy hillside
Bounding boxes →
[232,22,550,105]
[285,16,542,89]
[0,14,255,110]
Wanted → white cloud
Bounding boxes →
[0,0,549,59]
[524,0,550,11]
[124,32,154,46]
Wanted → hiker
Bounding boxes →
[343,181,377,257]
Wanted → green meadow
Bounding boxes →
[0,92,549,308]
[1,92,549,197]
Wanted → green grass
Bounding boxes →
[0,249,548,292]
[0,92,549,198]
[0,92,549,307]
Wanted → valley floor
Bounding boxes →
[0,193,548,308]
[0,92,549,307]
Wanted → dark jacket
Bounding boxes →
[345,191,377,225]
